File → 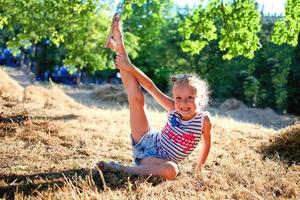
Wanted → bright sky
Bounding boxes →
[174,0,286,15]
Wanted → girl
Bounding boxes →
[97,15,212,180]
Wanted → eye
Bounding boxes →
[175,96,181,100]
[188,96,194,99]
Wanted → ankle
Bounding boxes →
[113,35,123,45]
[116,43,126,55]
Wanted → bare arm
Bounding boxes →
[115,54,175,112]
[196,115,212,172]
[108,16,174,111]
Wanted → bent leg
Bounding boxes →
[124,157,179,180]
[95,160,178,180]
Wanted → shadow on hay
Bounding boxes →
[0,111,80,123]
[0,168,164,199]
[33,114,80,121]
[261,124,300,165]
[0,113,29,125]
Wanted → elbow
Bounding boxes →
[201,140,211,152]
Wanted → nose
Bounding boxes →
[182,98,189,103]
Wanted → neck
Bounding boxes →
[179,112,197,121]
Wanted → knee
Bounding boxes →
[127,89,144,104]
[162,162,179,180]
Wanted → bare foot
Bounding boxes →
[95,161,124,172]
[104,14,118,49]
[104,14,124,53]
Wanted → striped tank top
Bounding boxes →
[157,110,207,163]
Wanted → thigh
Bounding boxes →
[140,157,179,179]
[120,70,150,143]
[129,100,150,143]
[140,157,175,166]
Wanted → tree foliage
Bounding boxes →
[219,0,261,60]
[178,3,217,56]
[179,0,261,60]
[123,0,180,89]
[0,0,139,75]
[272,0,300,46]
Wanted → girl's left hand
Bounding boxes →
[195,165,212,179]
[195,164,203,178]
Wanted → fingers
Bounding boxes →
[114,54,127,69]
[114,54,121,68]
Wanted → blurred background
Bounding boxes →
[0,0,299,115]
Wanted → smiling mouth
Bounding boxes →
[180,108,191,112]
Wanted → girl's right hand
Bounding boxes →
[115,54,132,71]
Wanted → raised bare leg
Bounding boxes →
[108,16,150,143]
[120,71,150,143]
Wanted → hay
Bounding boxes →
[0,68,24,102]
[223,107,296,129]
[263,123,300,164]
[23,85,85,109]
[91,84,127,104]
[219,98,245,111]
[0,68,85,110]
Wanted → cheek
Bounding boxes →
[175,101,182,109]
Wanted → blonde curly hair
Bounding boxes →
[171,74,210,109]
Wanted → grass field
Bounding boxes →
[0,68,299,199]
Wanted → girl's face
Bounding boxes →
[172,83,200,121]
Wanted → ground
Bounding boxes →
[0,66,299,200]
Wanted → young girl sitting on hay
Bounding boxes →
[96,14,212,180]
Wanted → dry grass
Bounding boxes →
[261,123,300,165]
[91,84,128,104]
[0,68,24,102]
[0,69,299,200]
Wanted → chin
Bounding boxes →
[180,111,196,119]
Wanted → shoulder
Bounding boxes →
[203,115,212,130]
[201,115,212,143]
[200,111,212,132]
[167,109,176,116]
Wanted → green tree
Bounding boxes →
[272,0,300,47]
[123,0,185,90]
[0,0,138,76]
[239,16,294,111]
[179,0,261,60]
[287,33,300,115]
